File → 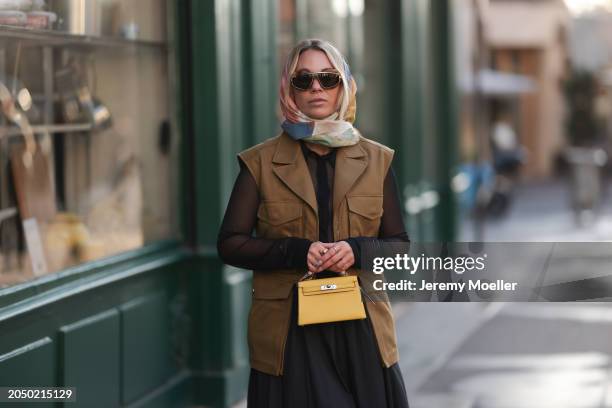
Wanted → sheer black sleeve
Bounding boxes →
[345,166,410,266]
[216,160,312,270]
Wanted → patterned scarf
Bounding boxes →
[279,61,360,148]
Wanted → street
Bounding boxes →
[398,302,612,408]
[403,177,612,407]
[460,178,612,242]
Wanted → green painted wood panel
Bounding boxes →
[120,292,171,405]
[243,0,278,145]
[59,309,120,408]
[0,257,189,407]
[0,337,55,408]
[226,269,250,368]
[396,0,457,242]
[188,0,258,406]
[399,0,425,240]
[123,371,191,408]
[189,0,222,249]
[430,0,458,241]
[0,337,55,385]
[416,0,438,242]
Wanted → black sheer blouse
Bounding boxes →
[217,140,410,271]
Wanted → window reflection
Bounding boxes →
[0,0,178,288]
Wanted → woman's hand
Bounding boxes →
[316,241,355,273]
[307,241,329,274]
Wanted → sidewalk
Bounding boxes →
[460,178,612,242]
[399,178,612,406]
[402,302,612,408]
[394,302,497,408]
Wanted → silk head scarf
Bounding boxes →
[279,43,360,148]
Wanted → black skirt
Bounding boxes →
[247,286,410,408]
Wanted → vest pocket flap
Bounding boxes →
[257,201,302,225]
[347,195,383,220]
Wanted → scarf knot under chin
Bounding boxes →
[281,118,360,148]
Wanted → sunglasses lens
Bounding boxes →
[318,73,341,89]
[291,74,312,90]
[291,73,341,90]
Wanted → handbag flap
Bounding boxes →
[298,276,359,295]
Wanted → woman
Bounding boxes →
[217,39,410,407]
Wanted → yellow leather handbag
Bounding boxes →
[297,274,367,326]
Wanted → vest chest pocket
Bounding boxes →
[256,201,303,239]
[347,195,383,237]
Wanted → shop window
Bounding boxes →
[0,0,178,288]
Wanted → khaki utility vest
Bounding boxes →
[238,132,399,376]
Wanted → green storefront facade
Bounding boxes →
[0,1,456,407]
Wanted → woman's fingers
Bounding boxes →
[307,241,355,273]
[307,242,327,273]
[307,253,321,272]
[329,257,353,272]
[318,242,352,270]
[318,243,340,265]
[319,247,349,271]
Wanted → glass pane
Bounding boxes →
[0,0,178,288]
[278,0,296,73]
[307,0,348,53]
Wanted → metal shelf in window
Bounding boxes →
[0,25,167,51]
[0,207,17,223]
[1,123,92,138]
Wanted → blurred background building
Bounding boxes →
[455,0,570,179]
[455,0,612,242]
[0,0,611,407]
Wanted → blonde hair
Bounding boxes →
[280,39,357,123]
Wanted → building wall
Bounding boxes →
[485,0,570,179]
